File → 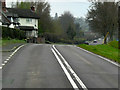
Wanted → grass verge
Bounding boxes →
[0,39,25,46]
[78,44,120,63]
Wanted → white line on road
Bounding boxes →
[1,44,25,69]
[76,46,120,67]
[6,59,9,61]
[52,45,88,90]
[51,48,79,90]
[2,64,5,66]
[4,61,8,64]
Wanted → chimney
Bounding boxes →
[31,6,35,12]
[2,0,6,12]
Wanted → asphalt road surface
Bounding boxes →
[2,44,119,89]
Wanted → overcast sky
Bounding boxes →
[6,0,90,18]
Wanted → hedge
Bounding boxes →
[1,26,25,40]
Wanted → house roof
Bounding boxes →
[6,8,40,19]
[0,10,11,25]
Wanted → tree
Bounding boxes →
[16,1,31,9]
[15,1,53,37]
[67,25,76,40]
[87,1,118,44]
[59,11,76,39]
[36,1,54,35]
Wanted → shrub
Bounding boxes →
[108,40,118,49]
[2,26,25,40]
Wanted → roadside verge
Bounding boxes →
[0,44,25,69]
[76,45,120,67]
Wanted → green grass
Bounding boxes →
[78,44,120,63]
[0,39,26,46]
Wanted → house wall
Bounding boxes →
[19,18,38,38]
[26,30,38,38]
[18,18,38,29]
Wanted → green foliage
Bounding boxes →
[2,27,25,40]
[78,44,120,63]
[36,2,53,33]
[1,39,25,46]
[66,25,76,40]
[87,2,118,43]
[108,40,118,49]
[16,1,31,9]
[44,32,61,43]
[59,11,76,39]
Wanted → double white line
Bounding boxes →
[51,45,88,90]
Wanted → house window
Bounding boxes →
[26,18,32,23]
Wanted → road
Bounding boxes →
[2,44,119,89]
[89,39,104,45]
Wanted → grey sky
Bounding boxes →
[6,0,91,18]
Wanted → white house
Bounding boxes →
[6,7,40,43]
[1,1,40,43]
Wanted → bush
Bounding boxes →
[2,26,25,40]
[73,38,86,44]
[44,32,61,43]
[108,40,118,49]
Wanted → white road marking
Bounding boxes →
[2,64,5,66]
[51,48,79,90]
[76,46,120,67]
[4,61,7,64]
[52,45,88,90]
[6,59,9,61]
[1,44,25,69]
[8,57,11,59]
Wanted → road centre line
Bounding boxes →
[76,46,120,67]
[52,45,88,90]
[51,48,79,90]
[0,44,25,69]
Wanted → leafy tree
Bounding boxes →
[16,1,31,9]
[36,1,54,34]
[59,11,76,39]
[87,1,118,44]
[66,25,76,40]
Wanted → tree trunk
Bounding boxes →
[104,37,107,44]
[110,35,113,41]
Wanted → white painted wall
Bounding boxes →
[19,18,38,29]
[26,31,38,38]
[18,18,39,38]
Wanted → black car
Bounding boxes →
[84,41,89,45]
[93,40,97,43]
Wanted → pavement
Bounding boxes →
[1,44,119,89]
[2,43,24,52]
[1,43,25,65]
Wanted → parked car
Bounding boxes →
[93,40,97,43]
[84,41,89,45]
